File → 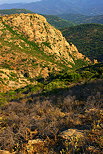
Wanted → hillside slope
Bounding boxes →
[42,14,75,29]
[61,24,103,62]
[0,13,87,92]
[58,14,103,25]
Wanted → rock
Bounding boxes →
[59,129,86,150]
[0,150,15,154]
[86,146,101,153]
[28,139,44,145]
[94,59,98,64]
[59,129,85,140]
[26,139,45,153]
[0,30,3,36]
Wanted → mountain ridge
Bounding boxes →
[0,9,76,29]
[0,0,103,15]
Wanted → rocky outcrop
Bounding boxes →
[0,13,90,92]
[0,68,36,92]
[2,13,86,66]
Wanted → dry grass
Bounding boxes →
[0,80,103,153]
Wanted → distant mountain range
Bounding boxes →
[1,9,103,27]
[0,0,103,15]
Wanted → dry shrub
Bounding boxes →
[0,100,67,153]
[0,88,102,153]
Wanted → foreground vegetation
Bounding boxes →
[0,63,103,153]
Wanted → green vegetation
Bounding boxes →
[42,41,52,49]
[0,62,102,105]
[43,14,75,29]
[1,62,13,70]
[0,62,103,153]
[0,9,34,15]
[61,24,103,62]
[58,13,103,25]
[1,20,69,70]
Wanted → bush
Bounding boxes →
[44,79,67,92]
[67,72,81,81]
[0,88,103,153]
[81,71,94,79]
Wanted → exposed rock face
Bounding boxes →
[2,13,85,65]
[0,68,36,92]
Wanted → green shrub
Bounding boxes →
[2,63,12,70]
[81,71,94,79]
[7,90,16,96]
[0,77,3,82]
[67,72,81,81]
[44,79,67,92]
[10,72,17,77]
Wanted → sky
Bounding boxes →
[0,0,40,4]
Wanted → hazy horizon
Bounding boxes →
[0,0,40,4]
[0,0,102,16]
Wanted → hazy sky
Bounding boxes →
[0,0,40,4]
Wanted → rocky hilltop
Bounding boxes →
[0,13,89,92]
[2,13,85,63]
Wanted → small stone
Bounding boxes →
[59,129,85,140]
[28,139,44,145]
